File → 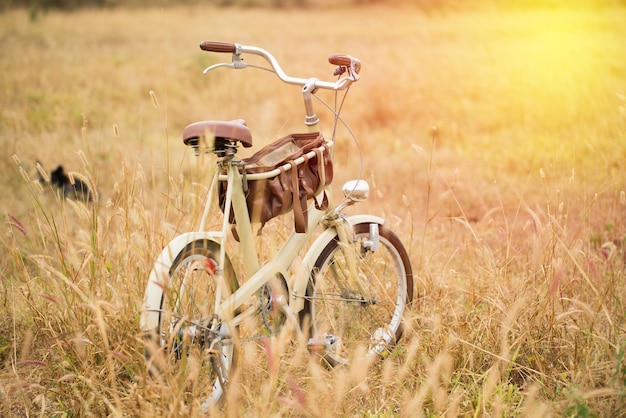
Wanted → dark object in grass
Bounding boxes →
[49,165,94,202]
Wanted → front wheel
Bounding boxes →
[145,239,239,408]
[301,222,413,366]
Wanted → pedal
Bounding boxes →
[307,334,338,353]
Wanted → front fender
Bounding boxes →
[289,214,385,313]
[140,232,222,332]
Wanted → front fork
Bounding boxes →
[327,215,380,302]
[306,212,382,353]
[330,178,379,292]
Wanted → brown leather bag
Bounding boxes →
[219,132,333,233]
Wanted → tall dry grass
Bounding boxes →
[1,3,625,416]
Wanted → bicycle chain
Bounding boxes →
[240,333,275,344]
[202,283,284,346]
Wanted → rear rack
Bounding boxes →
[217,141,333,182]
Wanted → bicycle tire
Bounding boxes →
[301,222,413,366]
[145,239,239,408]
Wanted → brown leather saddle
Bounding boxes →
[183,119,252,149]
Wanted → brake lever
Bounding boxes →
[231,52,246,69]
[333,66,346,77]
[203,61,276,76]
[203,51,248,74]
[203,62,243,74]
[333,65,359,82]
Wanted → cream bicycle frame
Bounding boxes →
[140,42,383,336]
[140,147,384,333]
[212,140,339,326]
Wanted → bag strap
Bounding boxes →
[279,166,288,191]
[313,148,329,211]
[289,160,307,233]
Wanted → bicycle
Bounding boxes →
[140,41,414,408]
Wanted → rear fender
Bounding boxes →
[140,232,222,332]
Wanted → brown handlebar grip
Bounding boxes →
[329,54,361,74]
[200,41,237,53]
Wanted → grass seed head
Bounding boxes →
[150,90,160,109]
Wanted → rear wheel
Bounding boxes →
[301,223,413,366]
[146,240,238,408]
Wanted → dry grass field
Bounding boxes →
[1,2,626,416]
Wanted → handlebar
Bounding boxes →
[199,41,361,91]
